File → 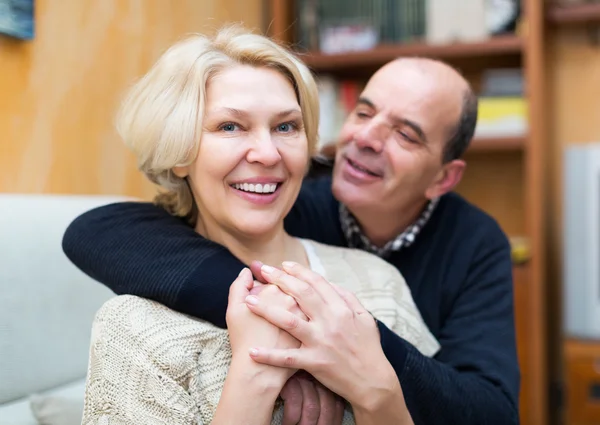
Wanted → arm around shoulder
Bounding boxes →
[62,201,245,327]
[62,201,198,291]
[375,222,519,425]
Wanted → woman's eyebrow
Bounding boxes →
[275,109,302,119]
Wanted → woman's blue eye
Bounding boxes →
[278,122,296,132]
[222,123,237,132]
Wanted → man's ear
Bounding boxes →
[172,165,189,179]
[425,159,466,199]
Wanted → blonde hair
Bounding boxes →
[116,25,320,221]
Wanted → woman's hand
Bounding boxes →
[214,269,305,425]
[226,268,304,388]
[245,262,402,413]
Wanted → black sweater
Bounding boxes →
[62,176,520,425]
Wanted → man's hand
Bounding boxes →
[280,371,345,425]
[244,262,402,412]
[249,262,345,425]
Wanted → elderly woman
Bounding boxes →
[81,26,438,425]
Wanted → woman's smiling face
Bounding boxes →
[174,64,309,241]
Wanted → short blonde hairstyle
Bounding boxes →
[116,25,320,221]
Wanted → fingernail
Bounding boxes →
[238,267,248,277]
[245,295,259,305]
[249,348,258,357]
[281,261,296,270]
[261,264,275,274]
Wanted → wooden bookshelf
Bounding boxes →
[468,136,525,153]
[547,5,600,425]
[298,35,523,73]
[547,3,600,25]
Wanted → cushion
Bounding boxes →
[29,378,86,425]
[0,397,37,425]
[0,378,85,425]
[30,396,83,425]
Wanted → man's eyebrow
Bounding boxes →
[394,116,428,144]
[357,96,428,143]
[356,96,376,109]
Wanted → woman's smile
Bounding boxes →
[229,180,284,206]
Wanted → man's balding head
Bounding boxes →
[378,57,478,162]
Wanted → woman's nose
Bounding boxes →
[246,131,282,166]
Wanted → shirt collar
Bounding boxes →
[339,197,439,258]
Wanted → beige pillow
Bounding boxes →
[30,394,83,425]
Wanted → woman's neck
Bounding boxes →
[195,220,308,269]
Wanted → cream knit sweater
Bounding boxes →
[81,239,440,425]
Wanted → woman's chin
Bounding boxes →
[230,216,283,239]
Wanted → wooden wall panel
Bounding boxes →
[0,0,263,198]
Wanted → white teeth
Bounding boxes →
[350,160,377,176]
[232,183,278,194]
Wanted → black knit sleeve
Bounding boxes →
[375,223,519,425]
[62,201,244,328]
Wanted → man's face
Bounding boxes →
[331,60,466,216]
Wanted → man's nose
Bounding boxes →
[353,120,385,153]
[246,131,282,166]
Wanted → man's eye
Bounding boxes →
[398,131,417,143]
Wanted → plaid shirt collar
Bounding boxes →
[339,197,439,258]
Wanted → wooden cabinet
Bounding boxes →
[564,339,600,425]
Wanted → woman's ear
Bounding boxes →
[172,166,189,178]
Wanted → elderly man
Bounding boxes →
[63,57,519,425]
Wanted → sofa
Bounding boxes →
[0,194,131,425]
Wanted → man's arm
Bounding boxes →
[62,201,244,328]
[62,178,340,328]
[375,231,519,425]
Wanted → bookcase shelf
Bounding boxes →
[298,35,523,73]
[547,3,600,25]
[468,135,525,153]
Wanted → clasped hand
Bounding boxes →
[243,261,392,410]
[226,267,345,424]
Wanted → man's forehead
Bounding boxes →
[361,61,464,138]
[362,74,459,117]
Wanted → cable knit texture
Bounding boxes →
[82,239,440,425]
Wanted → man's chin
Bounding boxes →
[332,179,376,209]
